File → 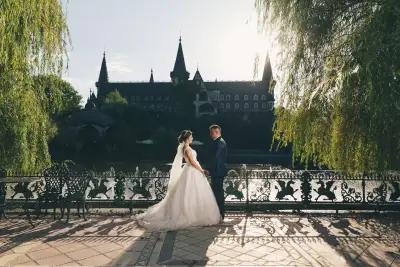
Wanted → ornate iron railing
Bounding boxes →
[1,165,400,213]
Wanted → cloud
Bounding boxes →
[108,53,133,74]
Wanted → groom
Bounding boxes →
[205,124,228,221]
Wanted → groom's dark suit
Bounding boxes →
[206,136,228,219]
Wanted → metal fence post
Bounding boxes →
[242,164,250,214]
[362,172,366,204]
[300,171,312,208]
[114,171,126,208]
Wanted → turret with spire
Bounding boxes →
[149,69,154,83]
[170,36,190,85]
[84,89,97,110]
[262,53,273,87]
[193,66,205,89]
[95,52,110,104]
[97,52,109,85]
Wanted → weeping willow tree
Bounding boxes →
[33,75,81,118]
[0,0,69,172]
[256,0,400,173]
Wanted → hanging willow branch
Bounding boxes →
[256,0,400,173]
[0,0,69,172]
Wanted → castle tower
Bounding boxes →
[193,67,204,87]
[149,69,154,83]
[97,52,109,85]
[95,52,109,102]
[262,53,273,88]
[192,67,216,118]
[170,37,190,85]
[84,89,97,110]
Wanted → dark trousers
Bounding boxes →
[211,176,225,219]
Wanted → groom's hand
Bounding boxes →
[203,169,210,176]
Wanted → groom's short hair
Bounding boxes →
[209,124,221,131]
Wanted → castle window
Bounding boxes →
[234,94,239,101]
[253,94,259,101]
[267,101,274,110]
[244,95,249,101]
[226,103,231,109]
[262,103,267,109]
[244,103,249,109]
[254,103,259,109]
[219,94,224,101]
[226,94,231,101]
[220,103,224,109]
[144,96,149,101]
[261,95,267,101]
[234,103,239,109]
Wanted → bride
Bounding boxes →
[136,130,221,230]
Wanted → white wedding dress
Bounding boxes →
[136,143,221,230]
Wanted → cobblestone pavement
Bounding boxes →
[0,213,399,266]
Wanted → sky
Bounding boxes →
[61,0,270,104]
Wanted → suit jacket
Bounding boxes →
[206,136,228,178]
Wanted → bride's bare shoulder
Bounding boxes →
[183,145,193,155]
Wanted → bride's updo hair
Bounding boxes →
[178,130,192,143]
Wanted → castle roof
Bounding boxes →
[204,81,270,95]
[103,82,174,96]
[193,68,204,82]
[101,80,272,99]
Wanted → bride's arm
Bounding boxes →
[184,147,205,174]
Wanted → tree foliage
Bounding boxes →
[103,90,128,106]
[256,0,400,172]
[0,0,69,172]
[33,75,81,118]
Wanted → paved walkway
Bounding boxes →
[0,213,399,266]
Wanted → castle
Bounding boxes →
[89,37,274,118]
